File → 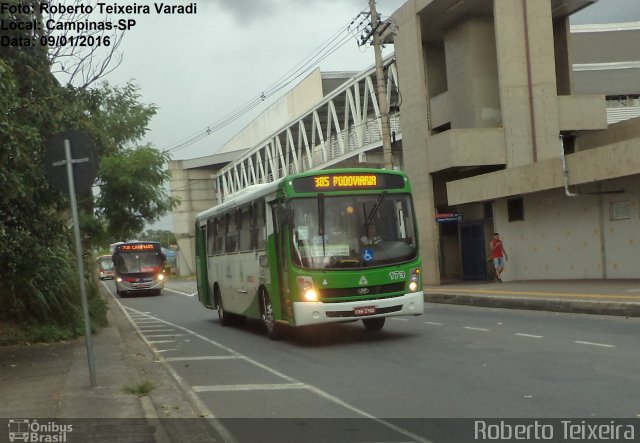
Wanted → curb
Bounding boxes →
[424,292,640,317]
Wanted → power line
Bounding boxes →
[164,11,371,156]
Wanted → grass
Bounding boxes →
[122,380,156,397]
[0,321,76,346]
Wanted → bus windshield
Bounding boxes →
[290,194,418,269]
[113,252,164,275]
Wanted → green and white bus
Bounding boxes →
[195,168,423,339]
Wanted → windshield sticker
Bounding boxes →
[312,235,329,245]
[362,248,374,262]
[297,226,309,240]
[300,244,350,257]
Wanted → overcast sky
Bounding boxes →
[94,0,638,230]
[101,0,406,162]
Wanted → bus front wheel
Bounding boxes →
[261,292,282,340]
[363,317,385,331]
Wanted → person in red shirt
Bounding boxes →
[490,233,508,282]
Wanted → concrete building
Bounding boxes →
[571,21,640,123]
[391,0,640,283]
[169,151,245,275]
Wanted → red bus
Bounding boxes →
[112,241,165,296]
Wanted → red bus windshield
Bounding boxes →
[113,249,164,275]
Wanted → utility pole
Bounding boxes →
[368,0,394,169]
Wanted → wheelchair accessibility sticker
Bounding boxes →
[362,248,374,262]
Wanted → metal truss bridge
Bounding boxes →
[215,58,401,203]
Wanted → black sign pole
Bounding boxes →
[63,139,97,387]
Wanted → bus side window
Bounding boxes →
[253,199,266,250]
[214,216,225,255]
[225,210,239,253]
[206,219,215,255]
[239,205,252,252]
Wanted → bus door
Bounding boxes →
[269,199,289,320]
[196,223,211,307]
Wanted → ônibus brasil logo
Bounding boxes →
[8,419,73,442]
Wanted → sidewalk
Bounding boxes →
[424,279,640,317]
[0,288,223,443]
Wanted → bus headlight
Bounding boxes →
[116,277,122,283]
[303,289,318,302]
[157,273,164,281]
[297,276,318,301]
[408,268,420,292]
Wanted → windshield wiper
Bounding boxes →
[318,193,326,256]
[365,191,387,226]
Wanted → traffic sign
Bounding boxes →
[44,129,98,196]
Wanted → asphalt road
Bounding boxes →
[102,279,640,442]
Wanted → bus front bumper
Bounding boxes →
[115,279,164,293]
[293,291,424,326]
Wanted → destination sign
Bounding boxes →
[116,243,158,252]
[293,173,404,192]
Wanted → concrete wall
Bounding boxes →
[444,18,501,129]
[169,160,218,276]
[393,0,442,284]
[493,176,640,281]
[217,69,325,155]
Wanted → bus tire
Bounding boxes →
[215,288,233,327]
[363,317,385,331]
[261,291,282,340]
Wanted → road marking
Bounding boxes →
[137,329,176,333]
[515,333,543,338]
[164,356,242,362]
[463,326,490,332]
[423,321,443,326]
[391,318,408,322]
[574,340,615,348]
[114,303,433,442]
[193,383,307,392]
[148,340,176,344]
[145,334,186,338]
[103,283,238,443]
[164,288,197,297]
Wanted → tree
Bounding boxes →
[137,230,177,248]
[0,50,91,328]
[1,4,176,334]
[44,0,125,89]
[97,146,178,242]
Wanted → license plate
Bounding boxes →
[353,306,376,316]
